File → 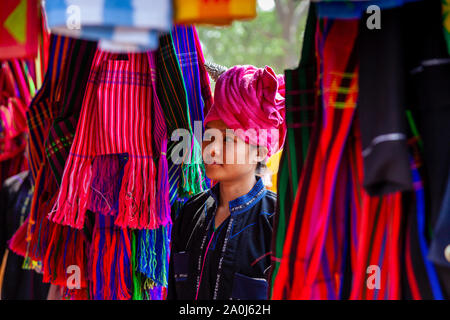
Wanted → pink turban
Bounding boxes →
[204,65,286,158]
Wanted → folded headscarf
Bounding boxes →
[204,65,286,158]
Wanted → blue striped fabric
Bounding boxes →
[44,0,172,51]
[172,25,206,128]
[172,25,211,191]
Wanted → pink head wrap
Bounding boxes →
[204,65,286,158]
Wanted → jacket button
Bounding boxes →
[445,245,450,263]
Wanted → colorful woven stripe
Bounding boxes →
[172,24,211,190]
[269,2,319,297]
[272,18,360,299]
[45,38,98,184]
[51,51,158,230]
[193,27,214,116]
[45,0,172,52]
[156,33,207,204]
[26,35,71,182]
[90,214,133,300]
[402,115,445,300]
[172,25,207,127]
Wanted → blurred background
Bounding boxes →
[197,0,309,76]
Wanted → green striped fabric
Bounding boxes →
[156,33,207,208]
[269,3,319,296]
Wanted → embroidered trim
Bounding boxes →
[362,133,406,158]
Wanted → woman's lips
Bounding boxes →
[206,160,221,166]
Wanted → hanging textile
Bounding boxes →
[402,130,444,300]
[272,0,449,300]
[156,33,207,209]
[20,37,96,297]
[174,0,256,26]
[269,2,319,297]
[45,39,98,184]
[272,17,360,299]
[0,0,40,60]
[44,0,172,52]
[0,171,50,299]
[428,171,450,270]
[26,34,72,182]
[9,36,95,297]
[172,25,207,131]
[89,213,133,300]
[135,52,172,291]
[357,5,413,196]
[50,51,161,230]
[403,0,450,296]
[193,28,214,116]
[0,62,29,186]
[172,24,212,191]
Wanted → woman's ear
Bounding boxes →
[256,146,269,162]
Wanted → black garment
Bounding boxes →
[428,170,450,269]
[357,0,450,298]
[402,0,450,298]
[357,6,413,196]
[403,0,450,231]
[168,177,275,300]
[0,171,50,300]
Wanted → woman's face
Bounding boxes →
[202,120,264,182]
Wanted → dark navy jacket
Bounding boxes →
[167,177,275,300]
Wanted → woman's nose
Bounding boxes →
[210,140,222,158]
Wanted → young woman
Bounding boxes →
[167,65,286,300]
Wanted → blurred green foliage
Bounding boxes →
[197,6,307,76]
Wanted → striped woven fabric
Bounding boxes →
[45,0,172,52]
[42,219,88,289]
[134,52,172,293]
[401,115,445,300]
[26,35,72,182]
[50,51,159,230]
[45,39,98,184]
[346,125,403,300]
[7,158,89,291]
[156,33,207,208]
[147,51,171,226]
[272,18,360,299]
[269,3,319,297]
[193,27,214,116]
[172,24,211,191]
[172,25,207,128]
[90,213,133,300]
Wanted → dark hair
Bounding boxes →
[255,161,268,176]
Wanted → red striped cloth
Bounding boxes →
[50,51,158,230]
[272,18,359,299]
[26,35,72,182]
[347,122,403,300]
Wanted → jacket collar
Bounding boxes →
[208,176,267,216]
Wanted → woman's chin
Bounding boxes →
[204,164,224,180]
